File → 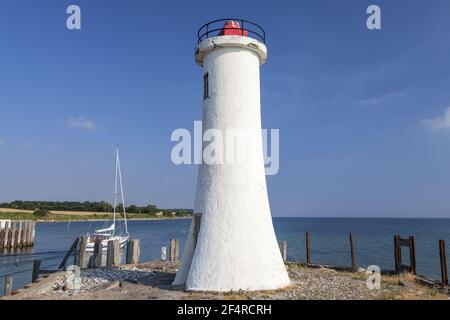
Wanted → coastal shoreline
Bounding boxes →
[0,208,192,223]
[32,216,192,223]
[3,261,449,300]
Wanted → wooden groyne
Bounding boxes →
[0,220,35,251]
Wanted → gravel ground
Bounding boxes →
[31,261,450,300]
[50,265,157,296]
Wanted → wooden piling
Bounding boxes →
[26,221,32,247]
[113,239,121,266]
[20,221,27,248]
[394,235,401,272]
[349,233,356,270]
[193,213,202,247]
[169,239,180,261]
[0,225,5,251]
[93,239,103,268]
[78,236,87,268]
[126,239,140,264]
[175,239,179,261]
[1,221,9,250]
[0,221,36,251]
[21,221,28,247]
[59,238,80,269]
[169,239,174,261]
[306,232,311,265]
[4,275,13,296]
[394,235,416,274]
[106,241,114,267]
[106,240,120,267]
[9,222,17,249]
[439,240,448,286]
[409,236,416,275]
[32,259,41,283]
[161,246,167,261]
[279,240,287,261]
[16,221,22,248]
[30,221,36,246]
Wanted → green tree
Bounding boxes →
[126,205,140,213]
[33,208,49,217]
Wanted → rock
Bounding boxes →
[105,280,121,290]
[357,267,366,273]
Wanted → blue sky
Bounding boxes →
[1,0,450,217]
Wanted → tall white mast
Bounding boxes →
[116,147,128,234]
[112,146,118,235]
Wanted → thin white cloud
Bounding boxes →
[67,116,96,132]
[353,92,405,106]
[422,107,450,131]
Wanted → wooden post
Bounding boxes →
[161,246,167,261]
[394,235,400,272]
[126,239,132,264]
[106,241,113,267]
[16,221,22,248]
[2,221,9,250]
[22,221,28,247]
[27,221,33,247]
[131,239,140,264]
[20,221,26,248]
[279,240,287,261]
[32,259,41,283]
[31,221,36,246]
[126,239,140,264]
[113,239,121,266]
[0,225,5,251]
[193,213,202,247]
[169,239,180,261]
[439,240,448,286]
[4,275,13,296]
[78,236,87,268]
[175,239,180,261]
[106,240,118,267]
[169,239,174,261]
[349,233,356,270]
[9,221,17,249]
[26,221,32,247]
[94,239,103,268]
[59,238,80,269]
[306,232,311,265]
[408,236,416,274]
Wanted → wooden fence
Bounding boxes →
[0,221,35,251]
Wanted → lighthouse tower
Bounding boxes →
[173,19,290,292]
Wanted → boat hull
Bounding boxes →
[85,236,129,253]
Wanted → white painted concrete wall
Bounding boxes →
[173,36,290,292]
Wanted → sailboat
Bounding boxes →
[85,146,129,252]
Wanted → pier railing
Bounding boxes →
[197,18,266,44]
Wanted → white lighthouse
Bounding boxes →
[173,19,290,292]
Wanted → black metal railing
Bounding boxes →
[197,18,266,44]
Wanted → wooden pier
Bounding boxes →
[0,220,35,251]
